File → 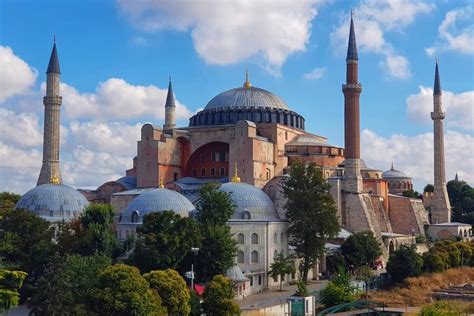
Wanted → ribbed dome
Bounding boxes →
[15,183,89,222]
[204,86,289,111]
[120,188,195,223]
[383,167,411,179]
[220,182,279,221]
[226,265,248,282]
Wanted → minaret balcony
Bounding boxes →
[431,111,446,120]
[342,83,362,92]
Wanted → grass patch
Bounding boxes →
[367,267,474,307]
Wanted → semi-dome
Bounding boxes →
[204,86,289,111]
[15,183,89,222]
[220,181,280,221]
[120,188,195,224]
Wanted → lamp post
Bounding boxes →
[190,247,199,291]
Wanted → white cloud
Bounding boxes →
[406,86,474,131]
[330,0,433,79]
[0,108,43,148]
[361,129,474,189]
[58,78,192,121]
[426,6,474,56]
[0,46,38,102]
[117,0,322,75]
[303,67,326,80]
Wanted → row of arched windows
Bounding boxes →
[237,250,259,264]
[388,181,413,190]
[237,233,259,245]
[192,167,227,177]
[273,232,285,244]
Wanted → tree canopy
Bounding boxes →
[268,252,296,291]
[386,245,423,283]
[144,269,190,316]
[93,264,166,315]
[283,161,340,282]
[340,231,382,269]
[196,183,235,226]
[202,275,240,316]
[131,211,202,273]
[0,269,27,313]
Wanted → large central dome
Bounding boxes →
[189,76,305,130]
[204,86,289,111]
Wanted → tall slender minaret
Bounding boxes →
[163,77,176,130]
[430,60,451,223]
[37,40,63,186]
[342,12,363,192]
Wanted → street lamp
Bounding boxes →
[190,247,199,291]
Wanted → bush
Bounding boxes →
[420,300,474,316]
[319,270,360,308]
[386,245,423,283]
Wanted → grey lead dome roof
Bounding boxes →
[15,183,89,222]
[383,168,411,179]
[120,188,195,223]
[204,86,289,111]
[220,182,280,221]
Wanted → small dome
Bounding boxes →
[120,188,195,223]
[383,166,411,179]
[220,182,279,221]
[15,183,89,222]
[226,265,247,282]
[204,86,289,111]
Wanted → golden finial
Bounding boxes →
[231,162,241,183]
[243,68,251,88]
[50,172,60,184]
[159,178,164,188]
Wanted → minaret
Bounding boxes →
[430,60,451,223]
[163,77,176,130]
[37,39,63,186]
[342,12,363,192]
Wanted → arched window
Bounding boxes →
[251,250,259,263]
[210,168,215,176]
[273,232,278,244]
[281,232,285,244]
[274,250,278,260]
[220,167,225,176]
[251,233,259,245]
[243,210,251,219]
[237,233,245,244]
[131,211,139,223]
[237,251,245,264]
[201,168,206,176]
[266,169,271,180]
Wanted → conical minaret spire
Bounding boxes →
[430,60,451,223]
[37,39,63,185]
[163,77,176,130]
[342,12,363,192]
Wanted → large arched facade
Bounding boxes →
[184,142,229,178]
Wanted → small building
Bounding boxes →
[382,164,413,196]
[427,222,473,241]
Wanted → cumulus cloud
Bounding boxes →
[0,108,43,148]
[56,78,192,121]
[426,6,474,56]
[303,67,326,80]
[117,0,322,75]
[330,0,433,79]
[406,86,474,131]
[361,129,474,189]
[0,46,38,102]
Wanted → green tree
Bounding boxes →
[93,264,166,315]
[202,275,240,316]
[326,253,346,276]
[319,269,359,307]
[0,209,55,298]
[268,252,296,291]
[131,211,202,273]
[189,290,202,316]
[0,269,27,313]
[446,179,474,224]
[195,183,237,282]
[283,161,340,283]
[56,204,123,259]
[423,184,434,193]
[402,189,422,199]
[420,300,472,316]
[0,192,21,216]
[144,269,190,316]
[422,251,447,272]
[30,255,111,315]
[196,225,237,282]
[386,245,423,283]
[196,183,235,226]
[340,231,382,269]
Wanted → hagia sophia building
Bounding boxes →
[16,15,463,295]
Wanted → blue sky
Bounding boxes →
[0,0,473,193]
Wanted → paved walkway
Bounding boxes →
[238,280,328,311]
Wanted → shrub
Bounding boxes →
[386,245,423,283]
